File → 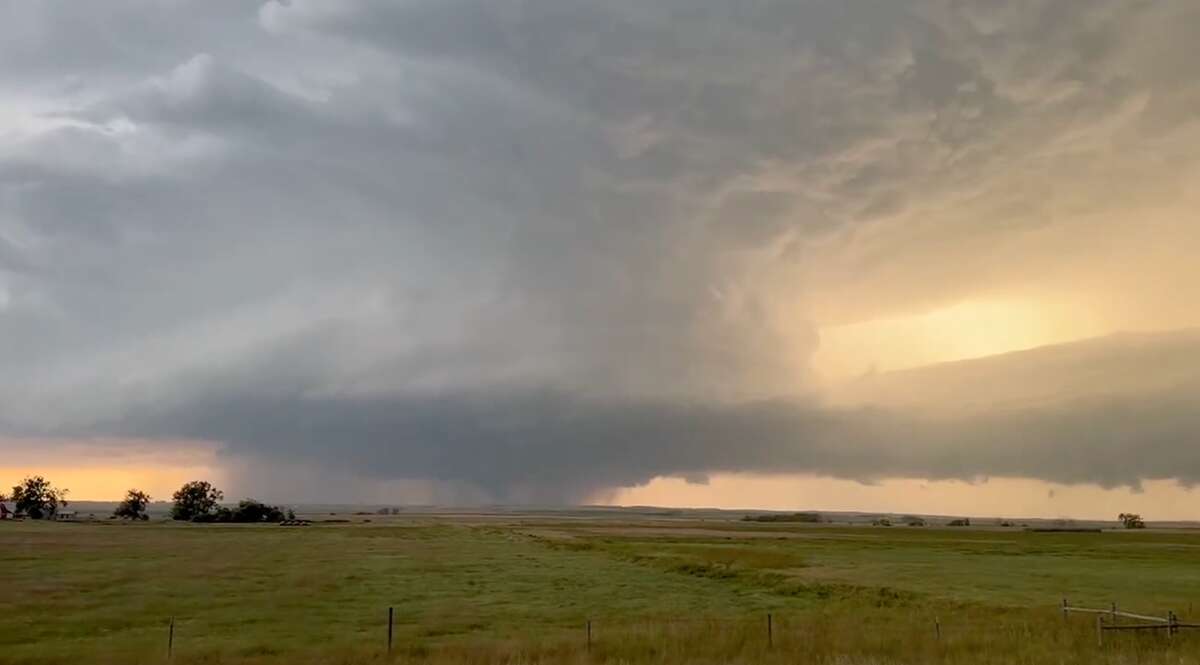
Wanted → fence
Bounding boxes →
[147,602,1195,660]
[1062,598,1200,645]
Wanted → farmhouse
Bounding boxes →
[0,502,13,519]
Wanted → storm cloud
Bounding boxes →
[4,1,1200,502]
[68,327,1197,502]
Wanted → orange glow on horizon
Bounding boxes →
[0,465,228,502]
[0,437,225,501]
[599,473,1199,521]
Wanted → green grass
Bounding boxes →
[3,517,1200,663]
[578,526,1200,609]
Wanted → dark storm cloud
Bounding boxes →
[4,0,1200,499]
[65,327,1200,502]
[97,366,1200,503]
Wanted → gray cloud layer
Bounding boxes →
[82,328,1198,501]
[3,1,1200,500]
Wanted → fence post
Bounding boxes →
[587,620,592,653]
[934,616,941,641]
[387,607,394,655]
[167,617,174,660]
[1096,616,1103,648]
[1111,602,1117,625]
[767,613,773,649]
[1062,598,1069,622]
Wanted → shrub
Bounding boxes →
[188,500,286,523]
[1118,512,1146,529]
[741,512,823,523]
[231,499,287,523]
[191,507,233,523]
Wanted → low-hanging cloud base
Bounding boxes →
[29,329,1187,504]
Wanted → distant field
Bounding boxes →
[3,513,1200,664]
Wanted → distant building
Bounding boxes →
[0,503,21,520]
[55,511,77,521]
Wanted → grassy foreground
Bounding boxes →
[3,514,1200,663]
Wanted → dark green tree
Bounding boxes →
[1118,512,1146,529]
[10,476,69,519]
[170,481,224,521]
[113,489,152,520]
[230,499,286,523]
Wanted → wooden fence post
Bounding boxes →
[587,620,592,653]
[767,613,773,649]
[1111,602,1117,625]
[1062,598,1068,622]
[1096,616,1103,648]
[168,617,174,660]
[387,607,394,655]
[935,616,941,641]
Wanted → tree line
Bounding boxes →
[2,475,1157,528]
[2,476,292,523]
[168,480,294,523]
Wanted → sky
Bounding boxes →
[2,1,1200,519]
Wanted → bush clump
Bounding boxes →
[191,499,288,523]
[742,512,823,523]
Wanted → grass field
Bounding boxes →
[4,512,1200,664]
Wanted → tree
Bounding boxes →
[9,476,69,520]
[190,506,233,523]
[171,481,224,521]
[230,499,286,523]
[113,489,152,521]
[186,499,286,523]
[1118,512,1146,529]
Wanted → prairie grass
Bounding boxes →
[3,518,1200,663]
